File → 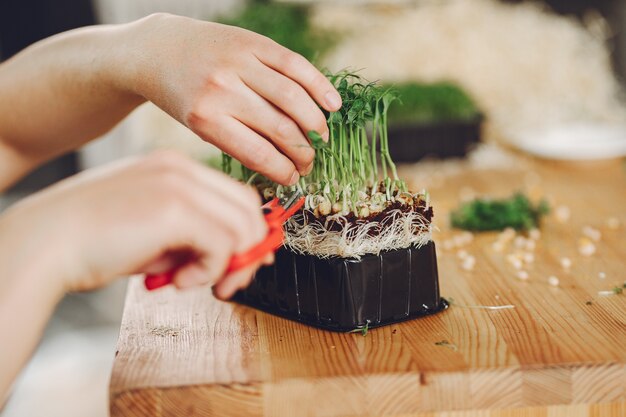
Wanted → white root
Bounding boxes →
[283,208,432,259]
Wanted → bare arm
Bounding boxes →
[0,24,144,189]
[0,13,341,191]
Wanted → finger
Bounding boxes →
[233,84,315,175]
[254,41,342,112]
[212,264,258,300]
[169,223,235,288]
[144,151,262,219]
[143,151,268,249]
[137,250,195,275]
[262,252,274,266]
[241,64,329,143]
[194,116,300,186]
[173,263,207,289]
[167,175,266,253]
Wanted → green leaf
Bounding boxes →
[307,130,328,150]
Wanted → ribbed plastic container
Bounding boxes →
[388,116,482,162]
[232,241,447,332]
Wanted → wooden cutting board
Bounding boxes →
[110,154,626,417]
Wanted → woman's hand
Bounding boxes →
[0,14,340,191]
[0,151,267,397]
[121,13,342,186]
[0,151,269,299]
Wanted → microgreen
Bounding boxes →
[434,340,458,352]
[222,71,411,218]
[450,193,550,231]
[349,320,370,336]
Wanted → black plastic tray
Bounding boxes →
[388,116,482,162]
[232,241,447,332]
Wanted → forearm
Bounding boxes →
[0,208,66,401]
[0,23,145,189]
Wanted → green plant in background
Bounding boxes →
[219,0,335,62]
[450,193,549,231]
[386,82,479,125]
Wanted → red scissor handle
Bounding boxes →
[144,196,304,291]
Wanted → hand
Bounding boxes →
[0,151,269,299]
[121,13,342,186]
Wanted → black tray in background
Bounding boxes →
[232,241,447,332]
[387,116,482,163]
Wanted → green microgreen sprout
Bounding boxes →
[434,340,458,352]
[598,286,624,296]
[450,193,550,231]
[349,320,370,337]
[222,71,413,220]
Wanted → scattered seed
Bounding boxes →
[578,238,596,256]
[513,236,527,249]
[461,256,476,271]
[442,239,455,251]
[555,205,571,223]
[606,217,620,229]
[522,252,535,264]
[560,257,572,270]
[507,254,523,270]
[582,226,602,242]
[598,272,606,279]
[525,239,536,251]
[500,227,516,241]
[457,250,469,259]
[453,232,474,247]
[548,276,560,287]
[516,270,529,281]
[492,241,506,252]
[529,228,541,240]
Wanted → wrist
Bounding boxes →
[0,206,68,303]
[93,22,147,106]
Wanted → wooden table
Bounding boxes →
[110,154,626,416]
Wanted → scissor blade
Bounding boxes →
[279,189,303,210]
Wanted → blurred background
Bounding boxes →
[0,0,624,416]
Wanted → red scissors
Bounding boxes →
[144,190,305,291]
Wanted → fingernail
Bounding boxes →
[324,91,342,110]
[322,130,329,142]
[289,171,300,185]
[301,161,314,176]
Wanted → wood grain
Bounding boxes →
[110,156,626,416]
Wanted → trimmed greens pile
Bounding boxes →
[450,193,549,231]
[386,82,479,125]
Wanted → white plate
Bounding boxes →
[506,123,626,160]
